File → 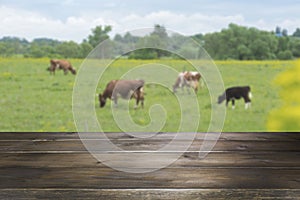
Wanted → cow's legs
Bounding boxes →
[181,85,185,93]
[134,95,140,109]
[141,97,144,108]
[134,89,143,109]
[244,98,251,110]
[193,81,199,93]
[244,96,251,109]
[112,93,118,107]
[226,99,229,107]
[113,97,118,107]
[231,99,235,109]
[185,84,191,94]
[245,102,251,109]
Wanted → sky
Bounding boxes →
[0,0,300,42]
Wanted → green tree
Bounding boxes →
[87,25,112,48]
[191,33,204,44]
[293,28,300,37]
[203,32,221,59]
[123,32,139,43]
[112,32,140,57]
[150,24,170,58]
[277,50,293,60]
[282,29,288,37]
[291,39,300,57]
[250,39,270,60]
[0,43,6,55]
[79,42,93,58]
[56,41,81,58]
[129,36,160,59]
[113,34,123,42]
[237,44,252,60]
[129,25,170,59]
[28,44,44,58]
[0,37,29,56]
[128,48,158,59]
[26,38,61,58]
[178,45,199,59]
[277,37,290,52]
[204,24,279,60]
[275,26,281,36]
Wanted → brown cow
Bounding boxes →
[47,59,76,75]
[173,71,201,93]
[99,79,145,109]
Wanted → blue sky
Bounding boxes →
[0,0,299,42]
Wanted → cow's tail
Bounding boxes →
[248,92,253,99]
[247,86,252,99]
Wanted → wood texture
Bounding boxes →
[0,132,299,199]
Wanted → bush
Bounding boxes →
[277,50,293,60]
[267,60,300,131]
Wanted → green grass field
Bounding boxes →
[0,58,293,132]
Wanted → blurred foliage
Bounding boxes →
[86,25,112,48]
[1,24,300,60]
[267,60,300,131]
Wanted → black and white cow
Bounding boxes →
[218,86,252,109]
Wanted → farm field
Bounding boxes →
[0,58,294,132]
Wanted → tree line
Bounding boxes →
[1,23,300,60]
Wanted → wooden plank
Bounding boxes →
[0,167,299,189]
[0,132,299,141]
[1,140,300,152]
[0,132,299,199]
[0,132,79,140]
[1,189,299,200]
[0,152,299,168]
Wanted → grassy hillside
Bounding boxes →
[0,58,293,132]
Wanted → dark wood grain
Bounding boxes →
[1,132,299,141]
[1,139,300,152]
[1,189,300,200]
[0,132,299,199]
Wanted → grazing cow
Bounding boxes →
[173,71,202,93]
[99,79,145,109]
[47,59,76,75]
[218,86,252,109]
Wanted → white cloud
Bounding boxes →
[0,5,299,42]
[113,11,245,36]
[62,0,76,6]
[0,6,114,42]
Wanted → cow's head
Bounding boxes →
[50,59,56,66]
[98,94,106,108]
[71,68,76,75]
[217,94,226,104]
[217,96,222,104]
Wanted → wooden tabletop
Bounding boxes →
[0,132,299,199]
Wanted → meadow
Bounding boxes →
[0,58,294,132]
